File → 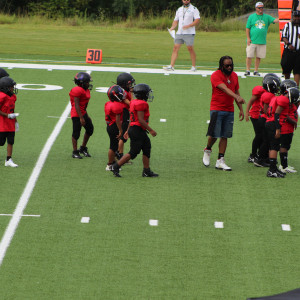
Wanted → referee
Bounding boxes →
[281,10,300,86]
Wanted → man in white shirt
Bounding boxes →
[163,0,200,72]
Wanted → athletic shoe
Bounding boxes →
[106,164,112,171]
[215,157,232,171]
[142,169,159,177]
[266,169,285,178]
[279,165,297,173]
[244,71,250,76]
[111,162,121,177]
[247,154,256,163]
[5,158,18,167]
[253,157,269,167]
[163,65,174,71]
[72,150,82,159]
[190,66,196,72]
[203,148,212,167]
[253,71,261,76]
[79,146,91,157]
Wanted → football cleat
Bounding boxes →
[279,165,296,173]
[163,65,174,71]
[247,154,256,163]
[106,164,112,171]
[111,162,121,177]
[79,146,91,157]
[5,158,18,167]
[244,71,250,76]
[203,148,212,167]
[253,157,270,167]
[142,169,159,177]
[215,158,232,171]
[266,170,285,178]
[72,150,82,159]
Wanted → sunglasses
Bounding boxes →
[257,7,264,9]
[224,64,233,68]
[183,0,190,2]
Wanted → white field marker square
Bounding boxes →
[214,221,224,229]
[149,219,158,226]
[281,224,291,231]
[160,119,167,122]
[81,217,90,223]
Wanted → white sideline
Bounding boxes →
[0,102,71,266]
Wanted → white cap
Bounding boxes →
[255,2,264,7]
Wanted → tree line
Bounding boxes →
[1,0,278,19]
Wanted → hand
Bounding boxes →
[8,113,19,119]
[149,129,157,137]
[236,96,245,104]
[183,25,189,30]
[239,110,244,121]
[247,39,251,46]
[123,131,129,140]
[275,129,281,139]
[15,122,19,132]
[245,112,249,122]
[80,117,86,126]
[116,130,123,140]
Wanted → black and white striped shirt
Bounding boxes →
[282,22,300,50]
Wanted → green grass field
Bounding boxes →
[0,23,299,300]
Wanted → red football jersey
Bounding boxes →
[260,91,274,119]
[210,69,239,112]
[121,90,132,110]
[266,95,289,125]
[249,86,265,119]
[281,103,298,134]
[0,92,17,132]
[104,101,123,126]
[69,86,90,118]
[130,99,150,130]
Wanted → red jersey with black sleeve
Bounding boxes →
[281,103,298,134]
[249,86,265,119]
[130,99,150,130]
[266,95,290,125]
[104,101,123,126]
[210,69,239,112]
[69,86,90,118]
[260,91,274,119]
[0,91,17,132]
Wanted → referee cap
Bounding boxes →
[255,2,264,7]
[292,10,300,16]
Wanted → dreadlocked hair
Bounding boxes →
[218,55,233,70]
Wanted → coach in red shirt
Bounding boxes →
[203,56,245,171]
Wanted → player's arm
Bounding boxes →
[274,106,284,138]
[245,95,258,122]
[217,83,245,104]
[74,97,85,126]
[137,110,157,137]
[286,115,297,126]
[234,90,244,121]
[116,114,122,139]
[246,28,251,46]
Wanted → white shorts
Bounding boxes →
[246,44,266,59]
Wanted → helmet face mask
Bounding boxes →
[116,73,135,92]
[280,79,297,95]
[74,72,93,90]
[107,85,125,102]
[0,77,17,96]
[133,84,153,102]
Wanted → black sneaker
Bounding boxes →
[253,71,261,76]
[111,162,121,177]
[244,71,250,76]
[267,170,285,178]
[115,151,123,160]
[276,168,286,177]
[79,146,91,157]
[72,150,82,159]
[142,169,159,177]
[248,154,256,163]
[253,157,269,167]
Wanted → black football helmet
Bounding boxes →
[287,87,300,104]
[0,77,17,96]
[74,72,93,90]
[0,68,9,78]
[107,85,125,102]
[133,84,154,102]
[280,79,297,94]
[262,76,280,94]
[116,73,135,92]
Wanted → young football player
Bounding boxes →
[265,87,299,177]
[253,74,281,167]
[105,85,125,171]
[115,72,135,161]
[0,77,19,167]
[278,86,299,173]
[69,72,94,159]
[111,83,158,178]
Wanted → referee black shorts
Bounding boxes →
[280,48,300,75]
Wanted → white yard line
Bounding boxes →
[0,102,71,266]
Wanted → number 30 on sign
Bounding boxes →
[86,49,102,64]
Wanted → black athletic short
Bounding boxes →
[72,113,94,140]
[280,133,293,150]
[265,121,280,151]
[128,125,151,159]
[0,132,15,146]
[107,123,119,152]
[280,48,300,75]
